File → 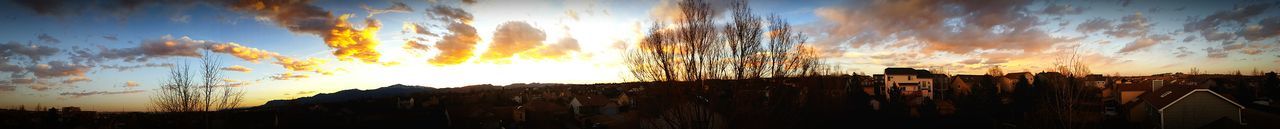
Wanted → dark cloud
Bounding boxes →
[0,62,23,76]
[17,0,381,63]
[427,5,475,23]
[403,40,431,52]
[814,0,1077,54]
[1076,18,1113,34]
[0,84,14,92]
[10,78,35,84]
[1103,13,1151,38]
[1148,7,1163,13]
[59,89,146,98]
[102,34,118,41]
[1205,47,1229,58]
[1118,34,1172,54]
[70,36,329,74]
[1181,36,1197,42]
[1239,16,1280,41]
[30,61,92,78]
[363,1,413,16]
[1,41,61,63]
[1041,4,1084,15]
[217,0,336,36]
[69,36,207,63]
[1183,3,1272,42]
[11,0,194,19]
[99,63,173,72]
[11,0,72,16]
[482,21,546,60]
[1173,46,1194,58]
[403,23,436,36]
[37,33,60,44]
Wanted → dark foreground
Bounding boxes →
[4,74,1280,129]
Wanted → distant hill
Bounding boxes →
[257,84,436,108]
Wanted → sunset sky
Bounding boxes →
[1,0,1278,111]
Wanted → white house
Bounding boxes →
[569,97,583,115]
[882,68,935,100]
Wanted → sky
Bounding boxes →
[0,0,1277,111]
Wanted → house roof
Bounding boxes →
[1138,84,1244,111]
[1116,80,1152,91]
[885,68,932,77]
[577,94,612,106]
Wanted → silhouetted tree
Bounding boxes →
[627,23,677,83]
[1032,51,1100,129]
[151,53,244,113]
[625,0,826,83]
[987,66,1004,76]
[723,0,763,80]
[1050,49,1091,77]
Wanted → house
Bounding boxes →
[569,97,582,115]
[397,97,415,109]
[1133,84,1245,129]
[882,68,935,100]
[616,93,633,107]
[569,94,611,116]
[950,75,988,97]
[1004,72,1034,85]
[1116,80,1153,105]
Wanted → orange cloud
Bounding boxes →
[124,81,140,87]
[427,6,480,65]
[60,76,91,84]
[207,43,280,63]
[522,37,581,60]
[404,40,431,52]
[325,15,383,63]
[31,61,91,78]
[218,0,385,64]
[481,21,546,61]
[273,57,328,75]
[59,90,146,98]
[220,65,253,73]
